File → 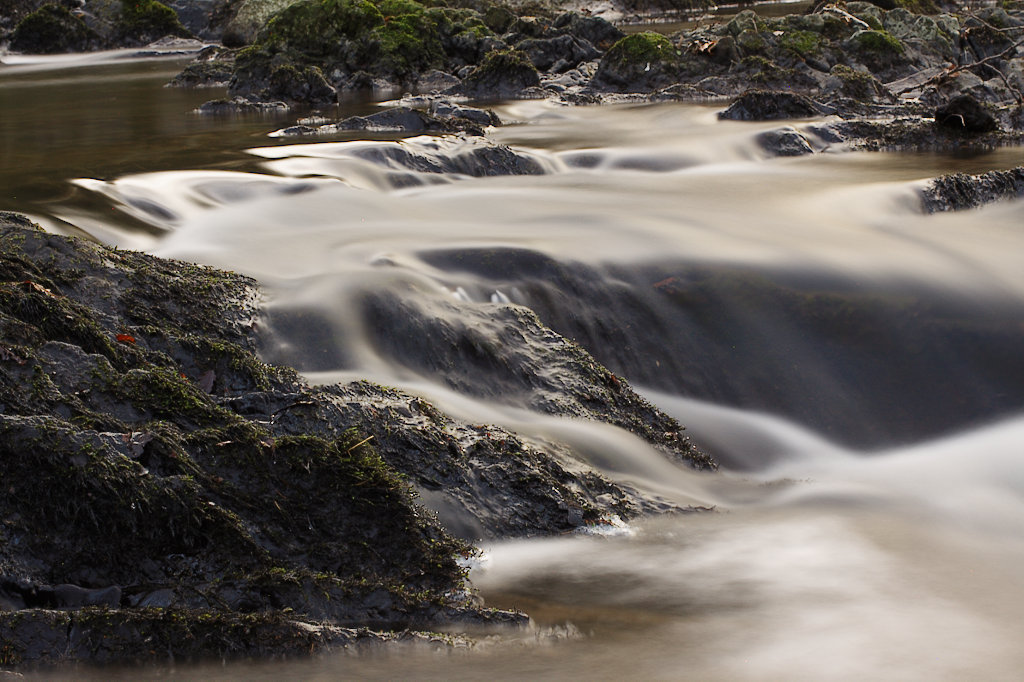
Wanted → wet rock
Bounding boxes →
[269,381,703,540]
[196,95,290,113]
[429,100,500,127]
[255,136,539,177]
[0,608,481,667]
[167,45,236,87]
[934,94,999,134]
[757,126,817,156]
[416,69,461,93]
[718,90,824,121]
[921,166,1024,212]
[274,104,495,137]
[336,106,486,134]
[356,289,713,471]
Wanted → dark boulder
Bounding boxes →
[934,94,999,134]
[719,90,823,121]
[516,33,599,72]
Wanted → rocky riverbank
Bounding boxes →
[0,212,710,670]
[161,0,1022,155]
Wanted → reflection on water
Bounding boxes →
[6,59,1024,681]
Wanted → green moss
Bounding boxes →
[737,55,796,83]
[852,29,904,55]
[115,365,236,427]
[779,29,822,56]
[10,3,100,54]
[0,282,118,360]
[363,10,445,75]
[736,28,767,53]
[259,0,384,56]
[830,64,877,100]
[606,31,677,65]
[117,0,191,42]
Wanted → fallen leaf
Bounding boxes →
[116,333,136,344]
[197,369,216,394]
[22,280,55,297]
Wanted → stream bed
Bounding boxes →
[5,53,1024,680]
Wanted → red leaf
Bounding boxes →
[116,334,136,344]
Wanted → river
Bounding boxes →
[4,52,1024,680]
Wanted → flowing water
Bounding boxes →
[5,53,1024,680]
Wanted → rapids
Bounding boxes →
[5,54,1024,679]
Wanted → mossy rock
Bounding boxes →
[826,63,890,101]
[482,4,514,33]
[0,217,476,658]
[257,0,385,57]
[848,28,904,72]
[10,3,103,54]
[779,29,822,56]
[736,28,768,53]
[460,48,540,98]
[116,0,192,45]
[851,28,903,55]
[592,31,681,92]
[362,9,446,76]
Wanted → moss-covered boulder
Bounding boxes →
[848,28,905,71]
[459,48,540,98]
[0,215,484,667]
[114,0,193,44]
[821,63,894,102]
[9,3,103,53]
[592,31,681,92]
